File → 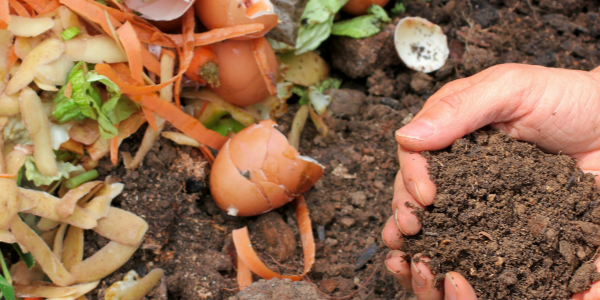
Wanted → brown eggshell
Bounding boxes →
[210,120,324,216]
[194,0,278,39]
[210,39,278,106]
[342,0,391,16]
[210,141,271,216]
[258,181,294,209]
[228,121,271,172]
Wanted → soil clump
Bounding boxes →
[402,129,600,299]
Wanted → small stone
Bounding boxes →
[350,191,367,207]
[340,217,356,228]
[252,212,297,262]
[410,72,433,93]
[318,279,339,293]
[325,89,366,117]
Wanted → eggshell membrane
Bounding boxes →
[210,140,271,216]
[342,0,391,16]
[123,0,194,21]
[194,0,278,39]
[210,39,278,106]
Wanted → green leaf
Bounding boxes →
[24,156,85,186]
[331,5,390,38]
[292,86,309,106]
[0,275,14,300]
[295,0,350,55]
[103,96,138,124]
[95,0,107,4]
[208,117,245,137]
[53,61,138,140]
[315,77,342,92]
[367,4,390,22]
[61,26,81,41]
[12,244,35,269]
[391,2,406,15]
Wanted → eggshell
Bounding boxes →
[342,0,391,16]
[210,120,323,216]
[210,38,278,106]
[210,140,271,216]
[123,0,194,21]
[394,17,449,73]
[194,0,279,40]
[194,0,278,39]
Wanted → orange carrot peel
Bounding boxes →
[0,0,10,21]
[137,93,228,150]
[232,195,315,282]
[116,21,143,84]
[236,252,253,290]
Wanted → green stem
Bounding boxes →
[0,251,11,285]
[65,170,99,189]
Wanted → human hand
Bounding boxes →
[382,63,600,300]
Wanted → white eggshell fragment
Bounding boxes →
[123,0,194,21]
[394,17,449,73]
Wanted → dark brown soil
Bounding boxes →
[402,130,600,300]
[72,0,600,299]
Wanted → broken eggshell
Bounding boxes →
[394,17,449,73]
[194,0,278,39]
[123,0,194,21]
[210,120,324,217]
[210,38,278,106]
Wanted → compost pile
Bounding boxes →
[402,129,600,299]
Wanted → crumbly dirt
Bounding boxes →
[71,0,600,299]
[402,130,600,300]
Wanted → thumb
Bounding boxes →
[395,74,534,151]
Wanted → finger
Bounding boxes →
[382,215,403,250]
[399,146,437,207]
[392,168,425,235]
[396,65,537,151]
[571,150,600,189]
[415,68,499,120]
[444,272,478,300]
[571,255,600,300]
[412,254,443,300]
[385,250,413,293]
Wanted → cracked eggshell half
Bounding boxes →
[194,0,278,39]
[210,120,324,217]
[123,0,194,21]
[394,17,449,73]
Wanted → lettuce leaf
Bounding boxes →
[295,0,349,55]
[24,156,84,187]
[52,62,139,140]
[331,4,391,38]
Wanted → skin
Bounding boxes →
[382,63,600,300]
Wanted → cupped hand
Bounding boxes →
[382,63,600,300]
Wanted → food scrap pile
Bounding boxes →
[0,0,405,298]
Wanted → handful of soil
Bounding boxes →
[401,129,600,299]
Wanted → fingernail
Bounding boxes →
[385,259,400,275]
[394,208,408,236]
[411,260,427,288]
[382,229,391,248]
[408,180,426,206]
[445,273,459,300]
[396,118,435,141]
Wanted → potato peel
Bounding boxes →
[232,195,315,281]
